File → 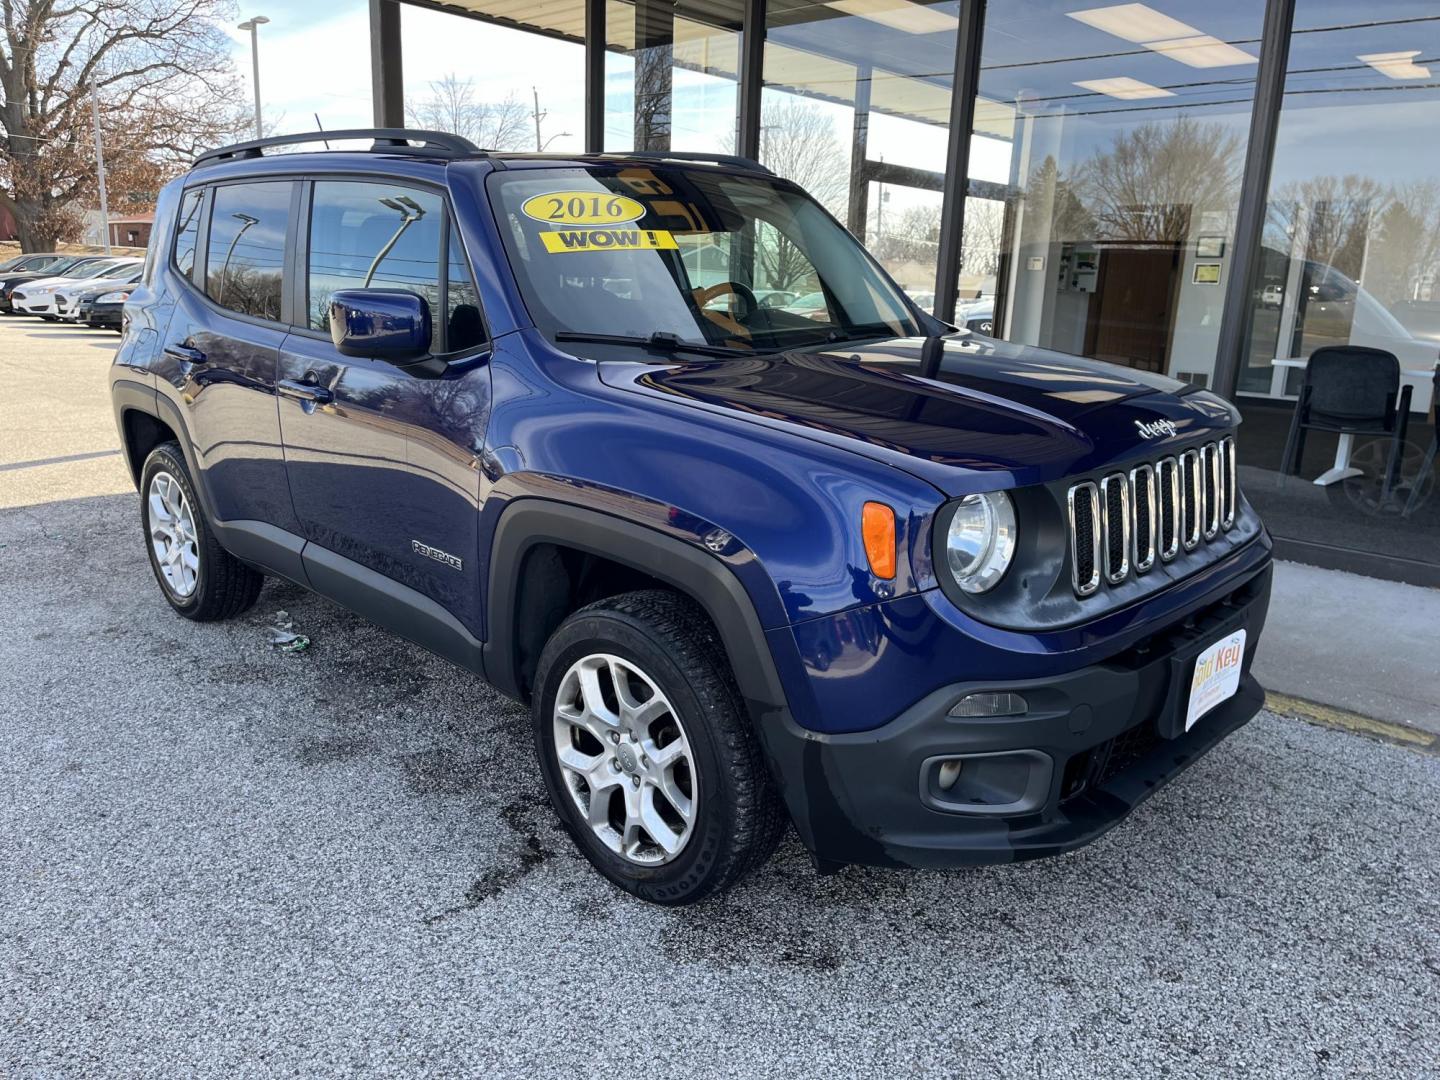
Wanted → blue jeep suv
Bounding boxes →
[110,130,1272,904]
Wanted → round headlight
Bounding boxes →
[945,491,1016,594]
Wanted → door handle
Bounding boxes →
[163,343,206,365]
[277,378,333,405]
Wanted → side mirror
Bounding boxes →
[328,289,431,363]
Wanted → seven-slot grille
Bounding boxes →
[1068,436,1236,597]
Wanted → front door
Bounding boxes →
[277,178,492,644]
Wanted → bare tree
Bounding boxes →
[405,73,530,151]
[961,198,1004,277]
[1369,180,1440,304]
[1075,118,1244,243]
[1268,174,1387,282]
[0,0,246,251]
[721,97,848,291]
[753,98,846,214]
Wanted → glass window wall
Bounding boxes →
[1236,2,1440,568]
[761,0,957,311]
[966,3,1264,382]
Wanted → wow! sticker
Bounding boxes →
[539,228,678,254]
[522,190,646,226]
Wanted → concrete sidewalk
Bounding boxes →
[1253,560,1440,736]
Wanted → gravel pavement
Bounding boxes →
[2,318,1439,1078]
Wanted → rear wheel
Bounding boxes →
[139,442,263,621]
[532,590,786,904]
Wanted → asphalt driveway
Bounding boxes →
[2,317,1438,1077]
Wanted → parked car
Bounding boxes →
[56,266,146,323]
[1,255,132,314]
[0,252,68,276]
[112,130,1272,905]
[81,283,141,331]
[11,257,141,319]
[959,296,994,335]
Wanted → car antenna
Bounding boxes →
[314,113,330,149]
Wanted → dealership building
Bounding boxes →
[365,0,1438,584]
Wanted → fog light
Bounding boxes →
[947,692,1028,718]
[937,759,963,790]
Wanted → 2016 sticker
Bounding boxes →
[539,229,678,253]
[522,190,646,226]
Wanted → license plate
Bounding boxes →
[1185,629,1247,731]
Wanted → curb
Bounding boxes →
[1265,691,1439,756]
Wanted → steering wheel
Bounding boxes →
[694,281,759,320]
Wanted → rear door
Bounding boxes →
[159,179,304,545]
[277,176,493,642]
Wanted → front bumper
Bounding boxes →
[12,295,55,314]
[764,560,1272,869]
[84,303,123,327]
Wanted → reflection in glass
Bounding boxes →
[206,181,291,323]
[1236,3,1439,566]
[761,0,957,300]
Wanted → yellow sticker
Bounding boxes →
[522,190,646,226]
[539,229,679,254]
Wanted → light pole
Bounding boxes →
[237,15,270,138]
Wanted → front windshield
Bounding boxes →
[488,164,922,353]
[60,260,109,278]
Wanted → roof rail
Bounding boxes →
[591,150,773,175]
[194,128,483,167]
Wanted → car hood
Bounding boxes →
[595,333,1239,495]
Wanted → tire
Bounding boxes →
[533,589,786,905]
[139,442,263,621]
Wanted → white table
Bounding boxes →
[1270,358,1437,485]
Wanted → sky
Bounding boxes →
[223,2,586,148]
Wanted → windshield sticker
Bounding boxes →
[539,228,679,254]
[522,191,646,226]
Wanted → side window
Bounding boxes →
[172,189,203,280]
[307,180,443,342]
[445,223,485,353]
[206,181,290,322]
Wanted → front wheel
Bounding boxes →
[532,590,786,904]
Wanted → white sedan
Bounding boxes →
[11,258,142,318]
[55,266,145,321]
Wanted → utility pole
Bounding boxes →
[90,90,111,254]
[238,15,270,138]
[530,87,571,152]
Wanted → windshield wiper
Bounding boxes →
[553,330,750,359]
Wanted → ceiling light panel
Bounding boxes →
[1357,50,1432,80]
[825,0,958,35]
[1145,34,1257,68]
[1073,76,1175,100]
[1067,4,1199,44]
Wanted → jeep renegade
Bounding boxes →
[110,129,1272,904]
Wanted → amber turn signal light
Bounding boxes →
[862,501,896,580]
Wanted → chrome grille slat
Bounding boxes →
[1068,438,1239,597]
[1220,436,1236,529]
[1201,443,1221,540]
[1067,482,1101,597]
[1180,449,1201,552]
[1157,456,1180,562]
[1130,463,1156,573]
[1100,474,1130,584]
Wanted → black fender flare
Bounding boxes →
[482,498,791,728]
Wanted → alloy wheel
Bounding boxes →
[147,471,200,597]
[552,653,697,865]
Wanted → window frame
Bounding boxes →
[291,173,490,359]
[169,185,207,287]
